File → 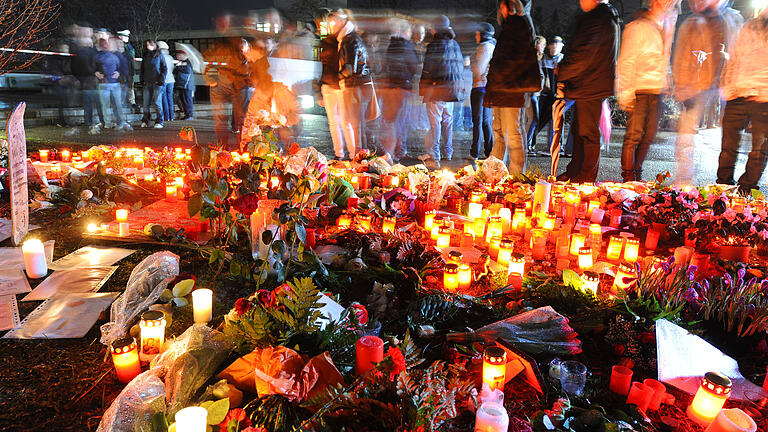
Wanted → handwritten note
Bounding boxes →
[6,102,27,245]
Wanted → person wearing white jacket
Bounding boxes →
[616,0,679,181]
[717,13,768,193]
[470,22,496,161]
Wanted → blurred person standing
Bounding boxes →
[43,42,74,127]
[418,15,466,169]
[616,0,679,182]
[717,8,768,194]
[525,35,547,155]
[469,22,496,162]
[484,0,542,175]
[95,38,131,131]
[117,30,137,111]
[203,33,250,148]
[381,18,419,162]
[140,40,166,128]
[71,36,105,134]
[327,9,373,158]
[408,22,429,134]
[555,0,620,182]
[174,50,195,120]
[672,0,742,186]
[314,9,347,160]
[157,41,176,122]
[542,36,573,155]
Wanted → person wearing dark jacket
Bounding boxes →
[328,9,373,158]
[470,22,496,161]
[71,38,106,133]
[95,38,130,131]
[43,42,74,127]
[140,40,167,128]
[418,15,465,169]
[174,51,195,120]
[556,0,620,183]
[203,36,249,148]
[485,0,542,175]
[117,30,137,110]
[314,9,347,159]
[381,19,419,162]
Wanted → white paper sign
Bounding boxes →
[0,268,31,296]
[0,295,20,331]
[6,102,28,246]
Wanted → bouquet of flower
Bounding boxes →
[632,186,700,235]
[146,147,186,182]
[692,194,768,247]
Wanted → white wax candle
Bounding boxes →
[705,408,756,432]
[533,181,551,216]
[22,239,48,278]
[590,208,605,224]
[175,406,208,432]
[192,289,213,324]
[119,222,130,237]
[475,402,509,432]
[498,207,512,234]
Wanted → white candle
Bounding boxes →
[705,408,756,432]
[498,207,512,234]
[533,180,551,217]
[119,222,130,237]
[22,239,48,278]
[175,406,208,432]
[192,289,213,324]
[475,402,509,432]
[590,208,605,224]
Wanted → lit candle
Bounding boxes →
[564,193,579,225]
[165,184,177,201]
[391,175,400,188]
[609,365,633,396]
[192,288,213,324]
[87,223,99,233]
[448,251,463,263]
[533,180,551,217]
[467,202,484,220]
[623,239,640,263]
[356,335,384,375]
[485,216,503,243]
[22,239,48,279]
[581,270,599,293]
[358,214,373,232]
[609,208,622,228]
[174,176,184,187]
[458,264,472,290]
[475,402,509,432]
[612,262,636,295]
[443,263,459,291]
[437,226,451,248]
[531,230,548,261]
[270,176,280,189]
[337,214,352,229]
[645,229,660,251]
[590,207,605,224]
[542,213,556,232]
[626,382,653,412]
[470,190,484,203]
[482,347,507,391]
[473,217,487,239]
[587,200,600,219]
[569,233,586,257]
[60,149,71,162]
[497,239,514,266]
[382,217,396,234]
[39,149,49,162]
[139,310,166,362]
[606,236,623,261]
[643,379,667,411]
[578,247,593,270]
[110,337,142,384]
[144,173,155,181]
[489,235,501,259]
[508,253,525,276]
[499,207,512,233]
[687,372,732,426]
[705,409,757,432]
[175,406,208,432]
[431,217,444,241]
[424,210,436,230]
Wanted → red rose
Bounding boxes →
[60,204,72,213]
[218,408,250,432]
[234,298,252,315]
[612,344,626,356]
[350,303,368,325]
[387,346,406,380]
[232,193,260,215]
[168,272,197,288]
[256,289,277,308]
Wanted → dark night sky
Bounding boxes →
[168,0,276,29]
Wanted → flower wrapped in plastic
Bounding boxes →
[379,188,415,217]
[96,371,166,432]
[476,156,509,185]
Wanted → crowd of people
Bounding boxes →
[41,0,768,191]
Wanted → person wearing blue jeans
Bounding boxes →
[95,39,131,131]
[158,41,176,121]
[470,23,495,160]
[139,40,166,128]
[174,51,195,119]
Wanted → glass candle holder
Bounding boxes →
[485,216,503,243]
[482,346,507,391]
[475,402,509,432]
[448,250,463,263]
[560,360,587,395]
[581,271,599,295]
[606,236,623,261]
[612,262,636,294]
[337,214,352,229]
[569,233,586,257]
[437,226,451,248]
[623,239,640,263]
[467,202,483,220]
[382,217,396,234]
[431,217,444,241]
[38,149,49,162]
[688,372,732,426]
[357,214,373,232]
[443,263,459,292]
[139,310,166,362]
[508,253,525,276]
[497,238,514,266]
[578,247,594,270]
[458,264,472,291]
[110,337,141,384]
[175,406,208,432]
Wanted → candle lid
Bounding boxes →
[510,253,525,263]
[141,310,165,325]
[582,271,599,282]
[111,337,137,354]
[702,372,732,395]
[444,263,459,274]
[579,247,592,254]
[448,251,463,262]
[483,346,507,365]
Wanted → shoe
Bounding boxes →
[117,123,133,132]
[154,123,164,129]
[141,122,148,128]
[556,173,571,182]
[88,124,101,135]
[417,154,433,162]
[332,155,345,161]
[185,116,194,121]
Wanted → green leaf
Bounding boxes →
[261,229,273,245]
[188,193,203,217]
[752,189,765,200]
[214,178,229,199]
[295,223,307,244]
[562,269,585,290]
[205,398,230,424]
[202,192,217,206]
[150,412,169,432]
[272,239,286,255]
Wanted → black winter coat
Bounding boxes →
[484,14,542,108]
[314,36,340,99]
[420,29,466,102]
[140,51,167,86]
[384,37,419,90]
[557,3,620,101]
[338,31,371,88]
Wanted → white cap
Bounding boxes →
[117,29,130,37]
[157,41,169,50]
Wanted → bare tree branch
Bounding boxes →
[0,0,59,75]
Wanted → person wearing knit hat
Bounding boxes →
[469,22,496,162]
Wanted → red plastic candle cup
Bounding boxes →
[626,382,653,412]
[358,175,370,190]
[507,272,523,291]
[347,196,359,209]
[645,229,660,251]
[643,379,667,411]
[609,208,622,228]
[609,365,633,397]
[356,335,384,376]
[305,228,316,249]
[691,253,709,279]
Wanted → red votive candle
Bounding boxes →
[690,253,709,279]
[645,229,660,251]
[347,196,359,209]
[609,208,622,228]
[358,175,370,190]
[356,335,384,376]
[507,272,523,291]
[643,378,667,411]
[609,365,633,397]
[626,381,653,412]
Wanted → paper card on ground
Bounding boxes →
[315,294,345,330]
[656,318,767,401]
[0,240,55,269]
[0,295,21,331]
[49,246,135,270]
[3,292,119,339]
[0,218,40,244]
[22,266,117,301]
[0,268,31,295]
